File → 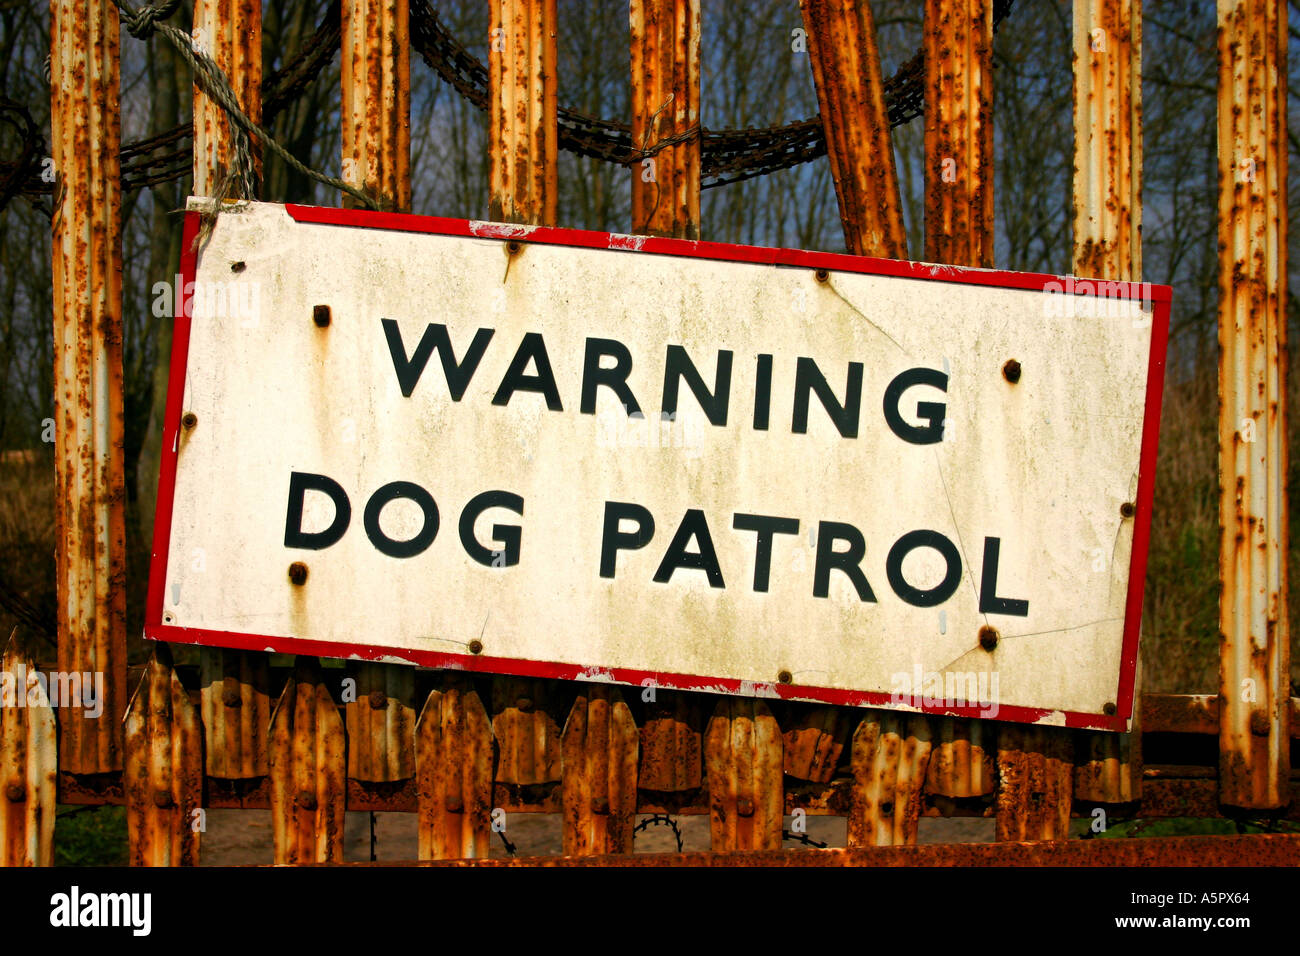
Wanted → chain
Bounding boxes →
[782,829,829,849]
[2,0,1016,214]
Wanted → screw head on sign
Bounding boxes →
[506,240,522,255]
[778,670,793,684]
[288,561,308,586]
[1102,702,1117,716]
[230,261,246,273]
[181,412,198,429]
[1002,359,1022,384]
[1120,502,1135,518]
[312,304,331,327]
[814,268,829,283]
[978,626,999,651]
[469,639,484,655]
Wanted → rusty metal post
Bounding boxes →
[705,699,783,851]
[0,632,57,867]
[192,0,272,783]
[797,0,906,258]
[339,0,415,783]
[1072,0,1141,281]
[342,0,410,211]
[919,0,998,804]
[192,0,262,196]
[124,645,202,866]
[561,686,639,855]
[415,676,493,860]
[488,0,557,224]
[1216,0,1290,810]
[1071,0,1144,807]
[923,0,994,267]
[629,0,700,238]
[269,658,346,863]
[50,0,127,775]
[848,713,932,846]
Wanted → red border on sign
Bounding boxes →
[145,202,1171,732]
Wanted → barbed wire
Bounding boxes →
[633,812,685,852]
[1,0,1015,213]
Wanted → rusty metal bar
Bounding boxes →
[124,645,202,866]
[1216,0,1291,810]
[561,686,638,855]
[848,713,932,846]
[417,833,1300,867]
[1072,0,1141,280]
[269,659,346,863]
[415,676,493,860]
[705,699,783,850]
[1069,0,1144,807]
[192,0,262,197]
[341,0,410,211]
[0,631,57,867]
[50,0,127,774]
[629,0,700,238]
[192,0,270,785]
[797,0,906,258]
[923,0,993,266]
[488,0,557,224]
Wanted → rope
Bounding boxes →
[110,0,379,211]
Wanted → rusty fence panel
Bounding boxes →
[561,686,639,855]
[705,699,783,851]
[269,659,346,863]
[1071,0,1144,809]
[0,631,57,867]
[415,676,493,860]
[630,0,700,238]
[51,0,127,776]
[1216,0,1291,810]
[125,645,202,866]
[193,0,272,797]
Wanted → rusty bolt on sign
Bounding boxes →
[1120,502,1136,518]
[778,670,793,684]
[1002,359,1021,383]
[230,260,246,273]
[978,626,999,651]
[1102,702,1117,716]
[469,640,484,655]
[181,412,198,430]
[814,268,830,283]
[312,304,331,327]
[288,562,308,586]
[506,240,522,256]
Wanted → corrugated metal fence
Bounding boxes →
[2,0,1293,865]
